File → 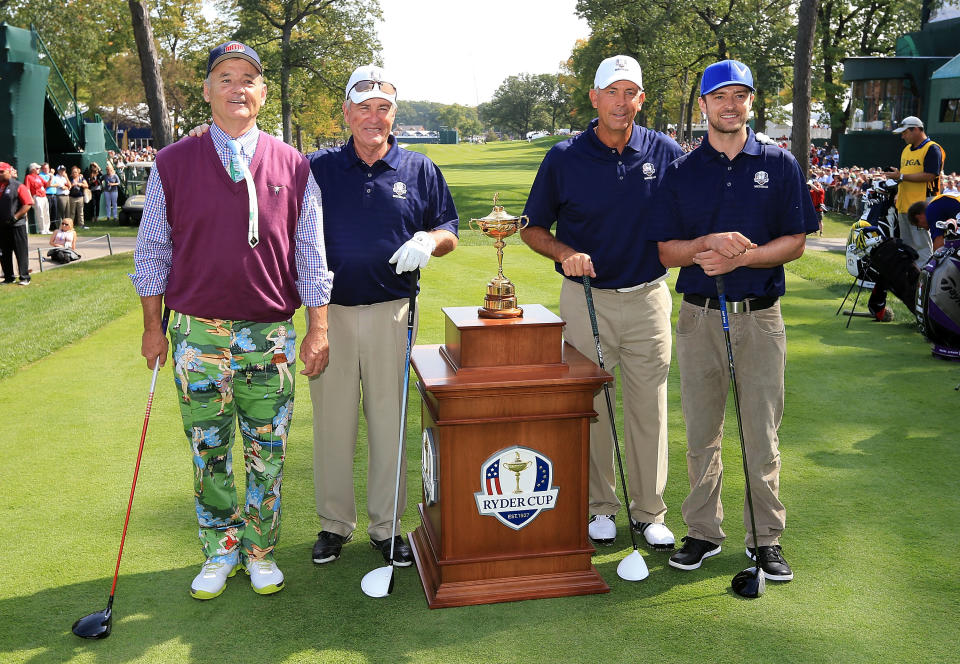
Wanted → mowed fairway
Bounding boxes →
[1,138,957,664]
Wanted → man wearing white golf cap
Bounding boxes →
[522,55,682,551]
[308,64,459,568]
[885,116,945,266]
[133,40,333,600]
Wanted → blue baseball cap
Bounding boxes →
[700,60,754,96]
[207,41,262,76]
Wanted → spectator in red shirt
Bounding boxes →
[24,163,51,235]
[809,179,825,236]
[1,161,35,285]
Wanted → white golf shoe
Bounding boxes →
[246,558,285,595]
[588,514,616,546]
[632,520,676,550]
[190,558,238,600]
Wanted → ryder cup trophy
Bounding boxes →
[469,193,529,318]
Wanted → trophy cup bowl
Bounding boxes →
[502,451,532,494]
[469,193,529,319]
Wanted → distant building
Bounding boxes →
[841,4,960,166]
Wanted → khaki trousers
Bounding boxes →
[309,298,417,540]
[675,298,787,548]
[897,211,933,268]
[559,278,672,522]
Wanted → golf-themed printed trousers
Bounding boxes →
[675,298,787,548]
[170,313,296,565]
[309,298,418,541]
[559,278,672,523]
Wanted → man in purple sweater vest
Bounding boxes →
[132,41,333,600]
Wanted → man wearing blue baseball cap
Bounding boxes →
[649,60,819,581]
[522,55,683,552]
[132,40,333,600]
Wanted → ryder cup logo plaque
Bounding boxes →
[474,446,558,530]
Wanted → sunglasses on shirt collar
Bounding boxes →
[346,80,397,99]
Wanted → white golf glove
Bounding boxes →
[388,231,436,274]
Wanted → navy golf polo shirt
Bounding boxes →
[523,119,684,289]
[649,129,819,301]
[309,136,458,306]
[923,194,960,243]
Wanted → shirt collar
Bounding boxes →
[340,134,400,170]
[210,122,260,158]
[698,127,762,162]
[586,118,646,155]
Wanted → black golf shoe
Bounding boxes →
[371,535,414,567]
[312,531,352,564]
[668,536,721,571]
[746,545,794,581]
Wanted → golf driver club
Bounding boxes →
[582,277,649,582]
[73,307,171,639]
[361,270,418,597]
[715,277,765,599]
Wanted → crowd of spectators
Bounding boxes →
[107,146,156,167]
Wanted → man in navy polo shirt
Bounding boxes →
[522,55,682,551]
[308,65,458,568]
[651,60,818,582]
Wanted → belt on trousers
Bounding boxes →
[682,293,777,313]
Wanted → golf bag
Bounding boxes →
[47,247,81,264]
[846,221,919,316]
[860,178,899,238]
[916,237,960,360]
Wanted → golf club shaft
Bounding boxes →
[109,306,170,599]
[582,277,640,551]
[387,271,418,562]
[714,278,762,557]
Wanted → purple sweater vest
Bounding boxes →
[155,131,309,322]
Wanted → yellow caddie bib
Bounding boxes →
[897,139,946,212]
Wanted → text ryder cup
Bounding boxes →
[476,490,559,514]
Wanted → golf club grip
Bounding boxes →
[582,277,601,339]
[407,270,418,323]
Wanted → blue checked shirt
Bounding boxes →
[131,123,332,308]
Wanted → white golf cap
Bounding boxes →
[345,64,397,105]
[594,55,643,91]
[893,116,923,133]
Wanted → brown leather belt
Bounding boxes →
[683,293,777,313]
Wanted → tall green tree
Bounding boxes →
[815,0,922,145]
[480,73,553,138]
[233,0,381,144]
[793,0,820,172]
[128,0,173,148]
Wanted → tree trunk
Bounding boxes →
[128,0,173,149]
[793,0,820,174]
[281,24,293,144]
[686,81,698,143]
[755,85,766,136]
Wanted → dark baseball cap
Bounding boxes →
[207,41,262,76]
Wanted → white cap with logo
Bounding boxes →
[594,55,643,91]
[345,64,397,106]
[893,116,924,134]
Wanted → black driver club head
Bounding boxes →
[731,566,765,599]
[72,606,112,639]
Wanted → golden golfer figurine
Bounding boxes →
[470,193,529,318]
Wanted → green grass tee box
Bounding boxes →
[1,138,958,664]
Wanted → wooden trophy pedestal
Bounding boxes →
[409,304,611,608]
